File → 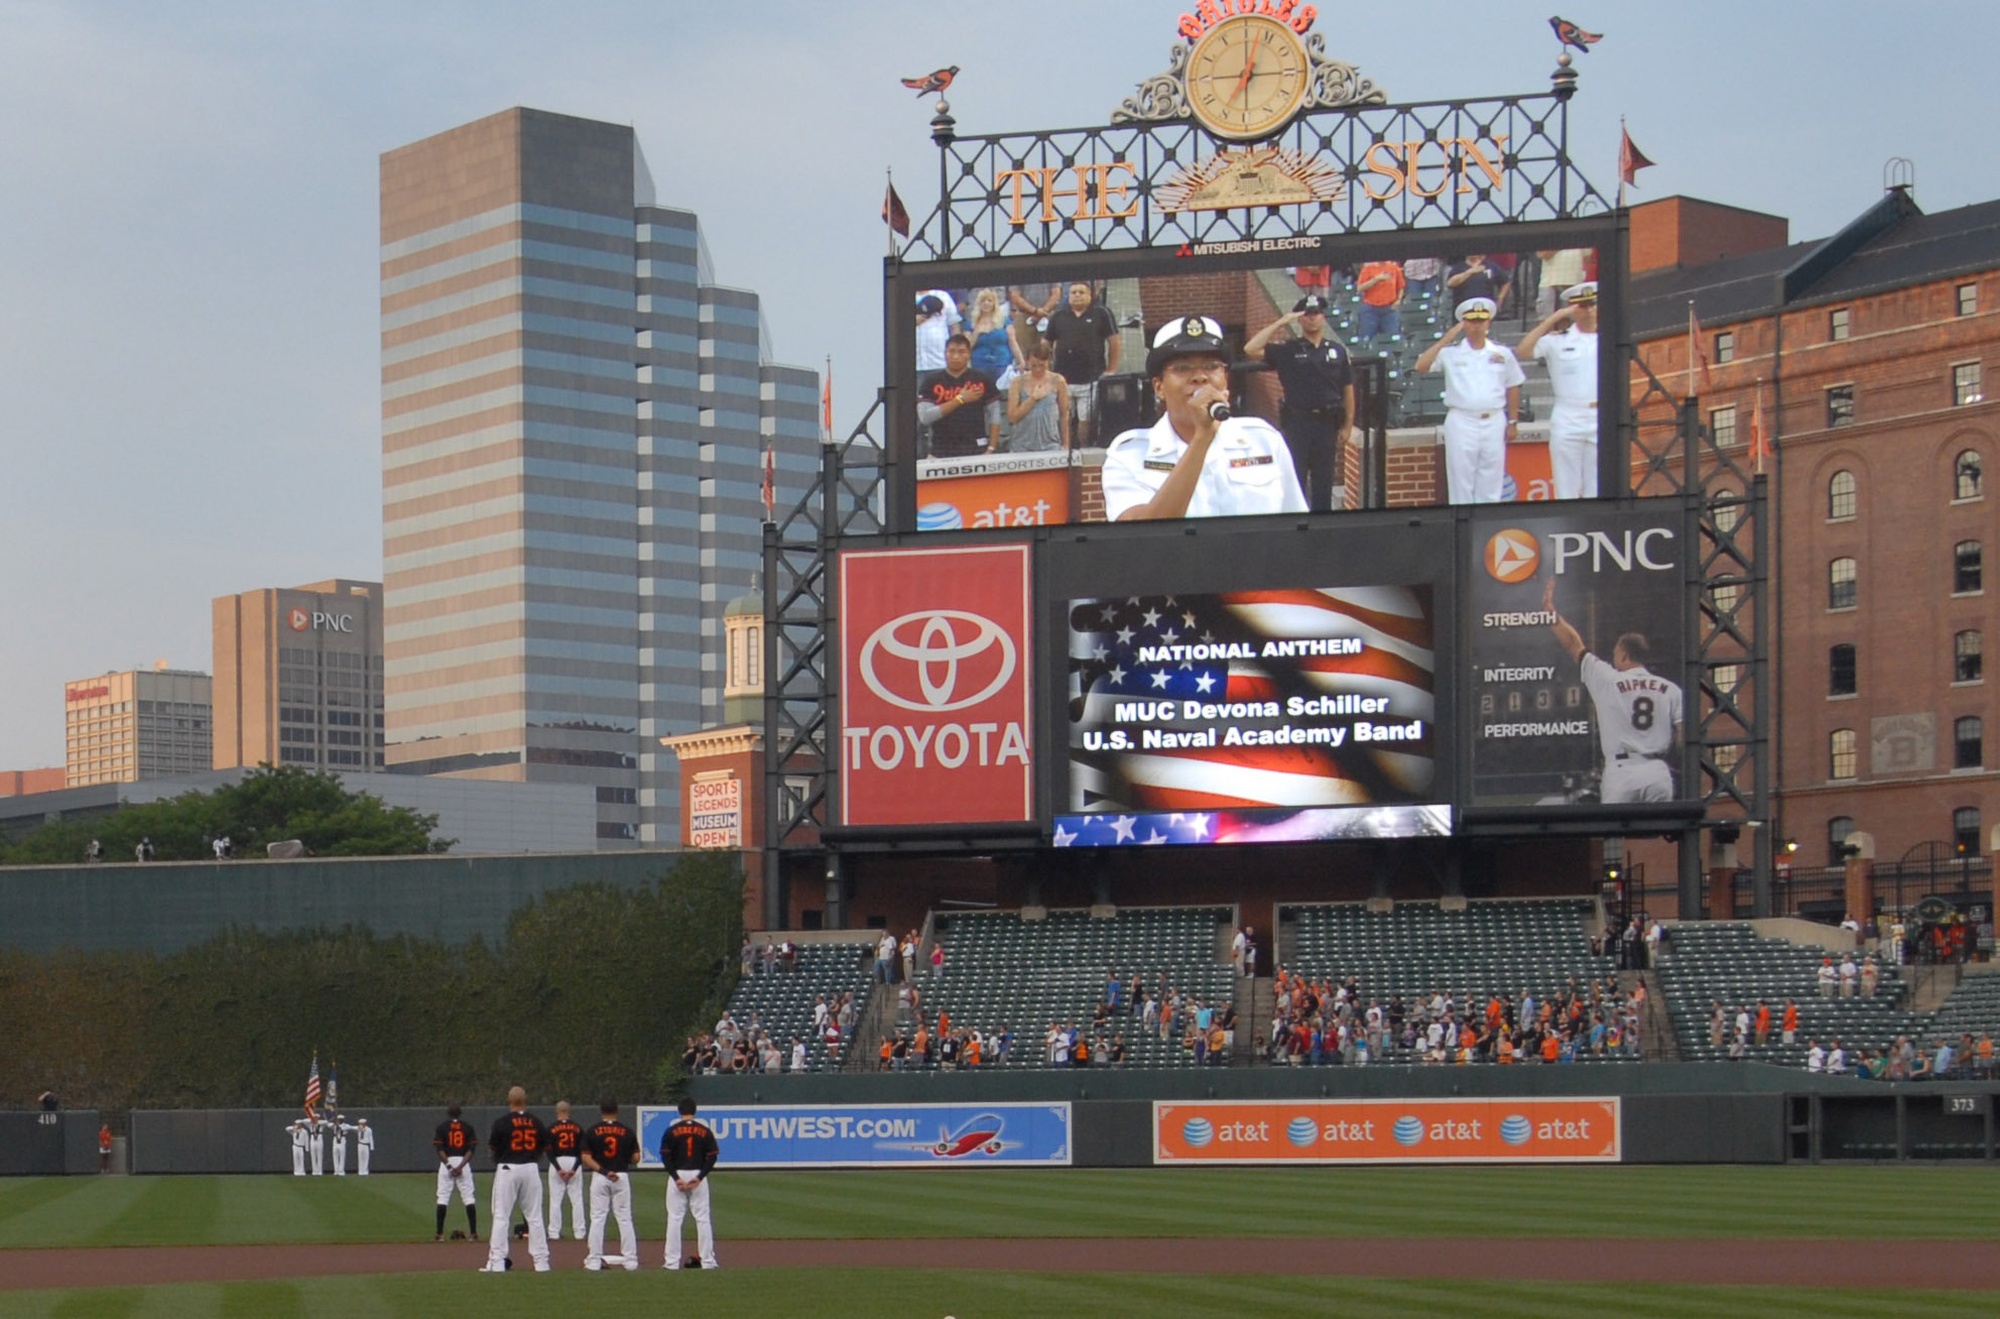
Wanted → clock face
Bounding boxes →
[1186,14,1311,142]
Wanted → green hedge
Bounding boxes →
[0,852,742,1111]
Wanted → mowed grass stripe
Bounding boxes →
[4,1271,2000,1319]
[4,1166,1999,1251]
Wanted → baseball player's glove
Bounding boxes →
[512,1222,531,1239]
[449,1229,467,1240]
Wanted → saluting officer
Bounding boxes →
[1415,297,1524,504]
[1101,316,1307,521]
[1517,281,1600,499]
[1244,294,1355,510]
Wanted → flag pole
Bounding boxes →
[885,168,897,259]
[1617,116,1627,209]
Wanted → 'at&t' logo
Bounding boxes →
[845,610,1029,773]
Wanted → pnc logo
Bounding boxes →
[858,610,1017,713]
[1484,529,1540,584]
[287,608,311,632]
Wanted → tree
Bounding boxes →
[0,766,451,865]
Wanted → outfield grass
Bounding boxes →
[0,1270,1996,1319]
[2,1165,1997,1250]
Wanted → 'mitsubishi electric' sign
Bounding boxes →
[838,545,1033,827]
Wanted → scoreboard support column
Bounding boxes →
[1677,826,1704,919]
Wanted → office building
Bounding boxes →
[212,579,384,772]
[379,107,819,846]
[64,666,212,787]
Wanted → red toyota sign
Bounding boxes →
[839,544,1033,827]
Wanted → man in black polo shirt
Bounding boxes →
[1043,282,1121,447]
[916,334,997,458]
[1245,295,1355,511]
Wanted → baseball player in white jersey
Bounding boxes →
[354,1118,374,1175]
[288,1121,308,1176]
[1416,297,1524,504]
[1545,579,1683,801]
[1517,281,1600,499]
[581,1099,640,1271]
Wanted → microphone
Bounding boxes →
[1206,398,1232,422]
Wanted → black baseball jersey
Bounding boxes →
[661,1116,719,1180]
[585,1119,636,1173]
[1265,335,1353,414]
[548,1119,583,1160]
[434,1117,476,1162]
[489,1110,548,1165]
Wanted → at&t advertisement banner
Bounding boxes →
[839,544,1034,827]
[637,1103,1071,1169]
[1155,1097,1620,1164]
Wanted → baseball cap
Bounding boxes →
[1563,281,1599,305]
[1145,315,1228,376]
[1294,295,1328,314]
[1456,297,1497,322]
[915,294,945,316]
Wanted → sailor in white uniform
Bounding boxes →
[1518,280,1600,499]
[1100,315,1307,521]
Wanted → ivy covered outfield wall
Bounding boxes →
[0,852,742,1113]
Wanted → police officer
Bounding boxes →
[659,1096,719,1270]
[1415,297,1523,504]
[1101,316,1307,521]
[1244,294,1355,510]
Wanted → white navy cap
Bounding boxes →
[1455,297,1497,321]
[1145,315,1228,376]
[1563,281,1599,304]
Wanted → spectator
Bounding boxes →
[1403,256,1445,305]
[1535,248,1589,315]
[917,334,998,458]
[966,287,1022,443]
[913,290,960,372]
[1444,254,1505,307]
[1781,999,1799,1046]
[1353,259,1406,349]
[1859,956,1879,998]
[875,930,897,984]
[1004,339,1071,453]
[1806,1038,1825,1073]
[1008,282,1064,352]
[1816,957,1838,998]
[1826,1039,1848,1074]
[929,940,946,982]
[1839,954,1859,998]
[1043,283,1120,446]
[1754,1001,1771,1047]
[85,838,104,864]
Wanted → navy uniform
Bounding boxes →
[433,1107,479,1240]
[1261,294,1354,509]
[1428,297,1523,503]
[582,1103,640,1271]
[483,1099,551,1272]
[660,1101,720,1269]
[1101,415,1307,519]
[1531,280,1600,498]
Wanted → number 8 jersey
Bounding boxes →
[1580,651,1682,762]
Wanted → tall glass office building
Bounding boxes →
[380,108,818,846]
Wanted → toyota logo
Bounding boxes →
[859,610,1017,713]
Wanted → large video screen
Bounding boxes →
[1056,584,1450,846]
[1465,507,1689,808]
[895,222,1614,533]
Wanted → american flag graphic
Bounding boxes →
[303,1054,321,1119]
[1067,587,1436,815]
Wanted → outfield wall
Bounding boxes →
[0,1111,100,1176]
[0,851,690,955]
[55,1068,1999,1172]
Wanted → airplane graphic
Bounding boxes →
[891,1112,1010,1159]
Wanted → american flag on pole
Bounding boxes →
[303,1054,321,1119]
[1066,587,1437,820]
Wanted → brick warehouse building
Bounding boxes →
[1625,188,1998,917]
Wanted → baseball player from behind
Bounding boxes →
[660,1096,719,1269]
[546,1100,585,1241]
[483,1086,551,1273]
[581,1099,640,1271]
[434,1104,479,1241]
[1545,578,1683,802]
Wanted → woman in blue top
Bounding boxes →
[967,288,1022,445]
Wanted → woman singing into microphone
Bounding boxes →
[1100,316,1307,521]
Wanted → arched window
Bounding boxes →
[1827,815,1856,865]
[1829,729,1857,780]
[1828,558,1857,610]
[1955,541,1983,594]
[1957,450,1984,501]
[1828,470,1856,519]
[1955,716,1984,769]
[1953,807,1983,857]
[1956,630,1984,683]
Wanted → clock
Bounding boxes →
[1185,14,1312,142]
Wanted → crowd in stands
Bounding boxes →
[1266,967,1645,1065]
[684,993,861,1076]
[739,934,803,977]
[1807,1033,1998,1080]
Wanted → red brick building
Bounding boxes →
[1627,189,1998,914]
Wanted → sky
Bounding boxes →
[0,0,1991,768]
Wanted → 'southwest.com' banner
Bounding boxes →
[839,545,1034,827]
[1155,1097,1620,1164]
[636,1103,1071,1170]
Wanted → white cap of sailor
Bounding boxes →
[1144,315,1229,377]
[1455,297,1498,322]
[1562,281,1599,304]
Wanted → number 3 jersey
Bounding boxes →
[1580,652,1682,761]
[585,1119,635,1173]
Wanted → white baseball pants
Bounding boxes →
[664,1177,716,1268]
[586,1171,638,1269]
[487,1162,549,1271]
[436,1160,476,1207]
[548,1156,584,1239]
